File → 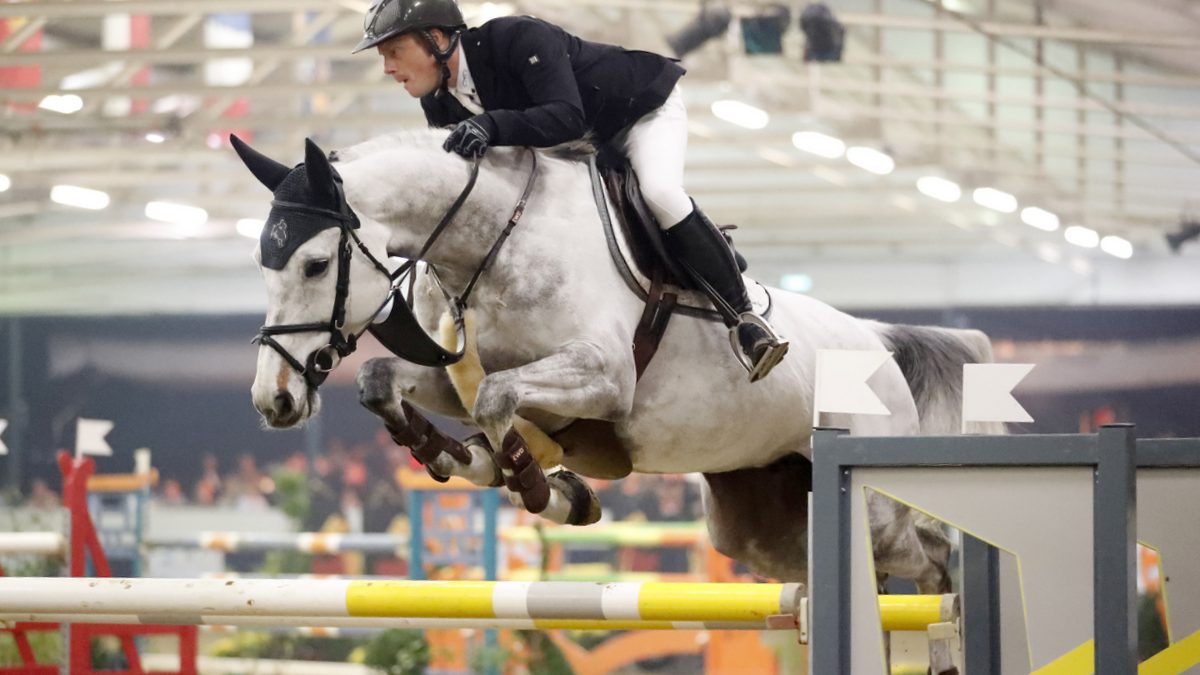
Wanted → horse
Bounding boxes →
[236,129,1001,589]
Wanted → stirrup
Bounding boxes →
[728,313,790,382]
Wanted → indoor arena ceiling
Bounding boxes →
[2,0,1199,315]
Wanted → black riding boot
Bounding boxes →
[664,204,789,381]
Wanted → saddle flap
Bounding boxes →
[591,151,772,319]
[595,147,689,284]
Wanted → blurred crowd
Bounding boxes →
[17,430,704,541]
[149,429,412,534]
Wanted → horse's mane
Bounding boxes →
[332,127,597,164]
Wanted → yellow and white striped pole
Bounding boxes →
[0,578,802,631]
[0,578,955,634]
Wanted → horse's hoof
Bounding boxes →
[498,428,550,513]
[548,470,600,526]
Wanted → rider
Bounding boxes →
[353,0,789,380]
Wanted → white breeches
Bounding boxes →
[614,85,694,228]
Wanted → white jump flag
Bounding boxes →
[75,418,114,458]
[962,364,1035,430]
[0,419,8,455]
[813,350,893,429]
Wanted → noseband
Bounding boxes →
[255,149,539,390]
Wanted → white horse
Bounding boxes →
[237,130,1000,588]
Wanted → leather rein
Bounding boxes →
[254,149,539,389]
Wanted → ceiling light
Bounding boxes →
[711,100,769,130]
[1100,235,1133,259]
[61,62,124,91]
[145,132,166,144]
[0,174,9,193]
[146,201,208,228]
[943,0,977,12]
[667,4,733,58]
[237,218,264,239]
[973,187,1018,213]
[780,273,813,293]
[1020,206,1060,232]
[916,176,961,203]
[1165,221,1200,253]
[792,131,845,158]
[1064,225,1099,248]
[38,94,84,114]
[50,185,110,210]
[846,146,895,175]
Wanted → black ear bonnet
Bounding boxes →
[259,165,358,271]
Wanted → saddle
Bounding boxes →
[540,150,775,481]
[588,146,773,376]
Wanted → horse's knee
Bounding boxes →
[357,358,400,411]
[472,373,519,430]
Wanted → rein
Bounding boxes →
[256,149,539,388]
[373,148,539,367]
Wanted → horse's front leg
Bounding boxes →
[474,339,634,525]
[357,357,500,487]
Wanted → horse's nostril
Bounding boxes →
[274,392,295,417]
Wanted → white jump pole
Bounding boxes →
[0,532,67,556]
[143,531,409,555]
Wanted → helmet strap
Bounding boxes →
[418,28,462,97]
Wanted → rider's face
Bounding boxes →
[378,33,441,98]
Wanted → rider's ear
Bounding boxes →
[231,134,290,191]
[304,138,338,205]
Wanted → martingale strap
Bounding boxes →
[368,266,466,368]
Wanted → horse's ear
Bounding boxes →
[230,134,290,191]
[304,138,337,203]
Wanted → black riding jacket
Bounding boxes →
[421,16,686,147]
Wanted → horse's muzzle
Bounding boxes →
[262,390,305,428]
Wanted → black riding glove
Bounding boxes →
[444,116,494,158]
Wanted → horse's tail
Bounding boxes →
[875,323,1008,436]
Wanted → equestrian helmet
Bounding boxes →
[353,0,466,53]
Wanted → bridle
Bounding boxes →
[254,149,539,390]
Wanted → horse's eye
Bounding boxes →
[304,259,330,278]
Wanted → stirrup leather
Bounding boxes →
[728,313,790,382]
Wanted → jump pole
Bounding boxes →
[0,578,802,630]
[0,532,66,557]
[0,577,953,635]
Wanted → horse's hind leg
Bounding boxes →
[868,492,953,594]
[473,340,633,526]
[357,357,500,487]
